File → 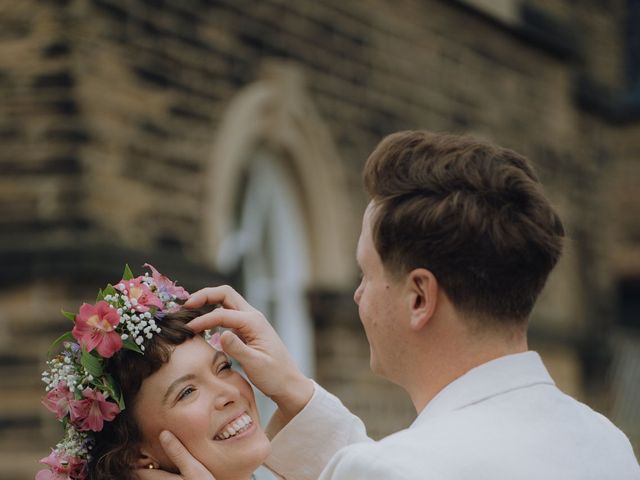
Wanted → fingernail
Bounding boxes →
[221,331,234,345]
[159,431,172,444]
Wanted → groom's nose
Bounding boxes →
[354,283,363,305]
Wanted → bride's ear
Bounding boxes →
[134,447,159,470]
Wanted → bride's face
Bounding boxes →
[134,336,271,479]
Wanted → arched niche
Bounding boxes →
[202,61,355,291]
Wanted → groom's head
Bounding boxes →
[356,131,564,338]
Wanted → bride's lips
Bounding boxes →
[213,412,255,441]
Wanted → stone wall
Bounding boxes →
[1,0,638,477]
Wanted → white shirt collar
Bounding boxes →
[412,351,555,427]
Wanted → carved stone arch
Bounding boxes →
[203,61,354,289]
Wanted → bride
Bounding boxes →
[37,265,272,480]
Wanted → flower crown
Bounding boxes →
[37,264,192,480]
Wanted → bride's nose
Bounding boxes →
[210,378,241,410]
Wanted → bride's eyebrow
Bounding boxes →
[163,373,196,405]
[162,351,226,405]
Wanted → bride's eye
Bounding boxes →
[178,387,195,401]
[218,361,233,374]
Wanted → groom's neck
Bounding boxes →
[400,312,528,413]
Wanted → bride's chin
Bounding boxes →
[242,433,272,467]
[204,434,272,480]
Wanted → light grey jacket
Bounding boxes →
[266,351,639,479]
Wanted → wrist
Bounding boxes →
[271,374,314,421]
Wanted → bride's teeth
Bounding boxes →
[216,414,252,440]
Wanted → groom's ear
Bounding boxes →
[406,268,438,332]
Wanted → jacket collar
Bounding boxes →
[412,351,555,427]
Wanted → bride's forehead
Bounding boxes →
[140,338,217,389]
[166,337,214,364]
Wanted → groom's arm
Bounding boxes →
[264,382,372,480]
[265,385,409,480]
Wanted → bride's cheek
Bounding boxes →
[233,375,256,402]
[168,401,209,435]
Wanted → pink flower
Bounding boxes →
[69,388,120,432]
[42,382,74,420]
[35,466,67,480]
[37,451,67,480]
[144,263,189,305]
[72,302,122,358]
[208,332,223,352]
[37,450,86,480]
[117,276,163,313]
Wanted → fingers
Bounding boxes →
[219,330,258,363]
[187,308,265,337]
[159,431,214,479]
[184,286,253,311]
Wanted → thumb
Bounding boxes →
[159,431,213,479]
[220,331,257,363]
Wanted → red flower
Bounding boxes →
[42,382,74,420]
[69,388,120,432]
[72,302,122,358]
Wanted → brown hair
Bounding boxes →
[88,309,199,480]
[363,131,564,323]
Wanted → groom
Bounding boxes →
[141,131,639,479]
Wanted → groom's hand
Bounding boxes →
[184,286,314,420]
[136,431,215,480]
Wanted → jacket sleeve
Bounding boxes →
[264,382,372,480]
[318,443,413,480]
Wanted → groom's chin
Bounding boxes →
[369,350,384,377]
[368,349,400,385]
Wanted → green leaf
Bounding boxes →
[96,288,104,302]
[103,284,117,297]
[61,310,76,322]
[122,337,143,354]
[47,331,75,357]
[81,350,104,378]
[122,264,134,281]
[104,373,125,410]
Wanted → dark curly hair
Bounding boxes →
[88,309,200,480]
